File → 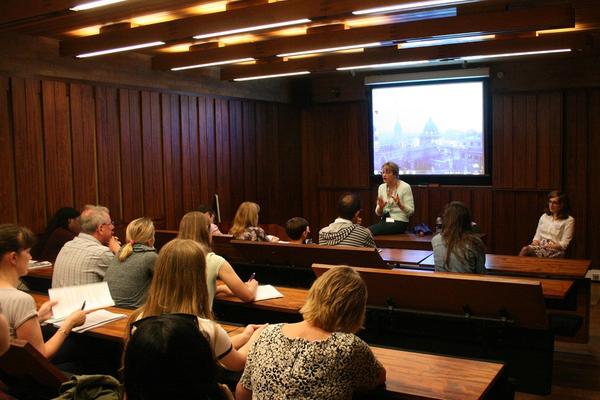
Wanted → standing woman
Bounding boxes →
[37,207,81,262]
[519,191,574,258]
[0,224,86,359]
[178,211,257,308]
[104,218,158,309]
[128,239,264,372]
[369,161,414,235]
[229,202,279,242]
[432,202,486,274]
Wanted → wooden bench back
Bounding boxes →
[232,240,389,269]
[312,264,549,330]
[0,339,67,391]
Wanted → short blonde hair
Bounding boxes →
[178,212,211,252]
[300,266,367,333]
[229,202,260,238]
[119,218,155,262]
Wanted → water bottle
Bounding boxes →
[435,216,443,233]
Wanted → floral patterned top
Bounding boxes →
[240,324,384,399]
[234,226,269,242]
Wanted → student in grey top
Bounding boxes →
[105,218,157,309]
[432,201,486,274]
[52,205,121,288]
[319,193,376,248]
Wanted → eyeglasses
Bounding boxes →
[130,313,199,335]
[101,220,115,227]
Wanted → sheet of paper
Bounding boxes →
[54,309,126,333]
[27,260,52,269]
[48,282,115,320]
[254,285,284,301]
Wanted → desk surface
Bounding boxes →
[216,286,307,314]
[380,248,432,265]
[371,347,503,400]
[484,254,590,279]
[374,233,433,251]
[31,292,502,400]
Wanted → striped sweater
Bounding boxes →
[318,218,376,248]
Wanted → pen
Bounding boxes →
[248,272,256,282]
[81,300,86,310]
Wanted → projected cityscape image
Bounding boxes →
[372,81,484,176]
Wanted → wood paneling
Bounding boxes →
[0,76,301,234]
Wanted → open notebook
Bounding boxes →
[53,309,126,333]
[255,285,284,301]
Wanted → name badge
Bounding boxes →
[385,217,395,223]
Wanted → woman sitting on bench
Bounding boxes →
[432,202,486,274]
[178,211,257,308]
[519,190,574,258]
[230,202,279,242]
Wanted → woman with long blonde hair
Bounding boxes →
[229,202,278,242]
[104,217,157,308]
[128,239,264,372]
[178,212,257,308]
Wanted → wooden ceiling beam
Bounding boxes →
[153,5,574,70]
[0,0,77,27]
[59,0,499,57]
[220,31,594,80]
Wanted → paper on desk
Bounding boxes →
[27,260,52,269]
[48,282,115,321]
[54,309,126,333]
[255,285,284,301]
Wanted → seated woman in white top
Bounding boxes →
[178,211,257,308]
[369,161,415,236]
[519,190,575,258]
[236,266,386,400]
[127,239,264,372]
[0,224,86,359]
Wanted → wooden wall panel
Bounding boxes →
[254,102,271,221]
[11,78,46,232]
[275,104,302,224]
[42,81,73,216]
[198,96,216,208]
[229,100,245,213]
[242,101,257,203]
[587,89,600,264]
[70,83,97,209]
[161,93,183,229]
[215,98,232,220]
[140,91,165,224]
[95,86,122,222]
[0,76,17,223]
[119,88,144,222]
[180,95,200,213]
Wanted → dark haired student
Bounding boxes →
[369,161,414,236]
[285,217,311,244]
[37,207,81,262]
[432,202,486,274]
[519,190,574,258]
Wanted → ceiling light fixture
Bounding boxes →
[337,60,430,71]
[172,57,255,71]
[277,42,382,58]
[398,34,495,49]
[193,18,311,40]
[353,0,471,15]
[460,48,571,61]
[234,71,310,81]
[70,0,126,12]
[76,41,165,58]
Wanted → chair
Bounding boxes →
[0,339,68,399]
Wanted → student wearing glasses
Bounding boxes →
[52,205,121,288]
[128,239,264,372]
[125,314,234,400]
[236,266,385,400]
[519,190,575,258]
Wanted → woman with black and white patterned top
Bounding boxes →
[236,266,386,400]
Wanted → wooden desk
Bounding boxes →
[380,248,432,265]
[374,233,434,251]
[31,293,242,342]
[371,347,504,400]
[26,266,54,280]
[215,286,307,314]
[484,254,590,279]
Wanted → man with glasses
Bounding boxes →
[52,205,121,288]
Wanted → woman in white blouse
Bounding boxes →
[519,191,575,258]
[369,161,415,235]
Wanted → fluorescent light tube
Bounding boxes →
[70,0,126,11]
[337,60,430,71]
[76,41,165,58]
[277,42,382,58]
[461,48,571,61]
[353,0,470,15]
[234,71,310,81]
[398,34,495,49]
[172,58,255,71]
[194,19,311,40]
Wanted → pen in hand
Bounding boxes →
[81,300,86,311]
[248,273,256,282]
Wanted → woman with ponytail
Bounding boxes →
[104,218,157,308]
